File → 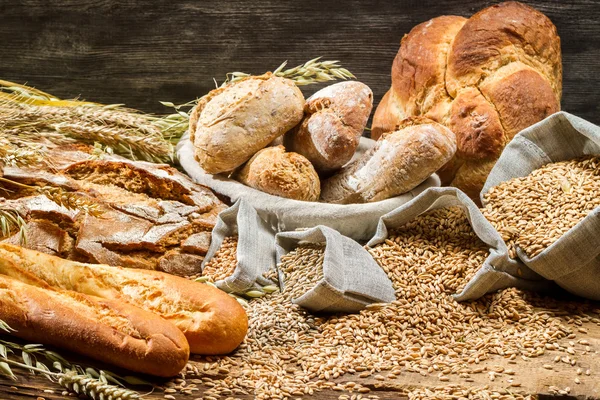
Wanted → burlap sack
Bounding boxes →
[481,112,600,300]
[367,187,553,301]
[276,226,396,313]
[201,199,276,293]
[177,134,439,241]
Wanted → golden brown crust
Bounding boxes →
[446,1,562,99]
[371,90,405,140]
[480,65,560,140]
[0,243,248,355]
[285,81,373,173]
[193,73,305,174]
[236,146,320,201]
[392,15,467,119]
[321,118,456,204]
[371,2,562,200]
[0,274,189,377]
[447,87,505,159]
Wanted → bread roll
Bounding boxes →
[284,81,373,173]
[235,145,320,201]
[0,274,189,377]
[0,243,248,355]
[371,2,561,200]
[321,118,456,204]
[191,73,305,174]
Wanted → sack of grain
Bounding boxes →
[367,187,554,301]
[481,112,600,300]
[178,133,439,241]
[201,199,276,293]
[276,226,396,313]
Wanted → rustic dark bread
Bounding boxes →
[235,145,320,201]
[284,81,373,173]
[0,274,189,377]
[1,149,226,276]
[321,117,456,204]
[191,73,305,174]
[372,2,561,200]
[0,243,248,355]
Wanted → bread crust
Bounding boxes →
[0,274,189,377]
[0,243,248,355]
[446,1,562,99]
[321,118,456,204]
[285,81,373,172]
[372,1,562,199]
[236,145,320,201]
[192,73,305,174]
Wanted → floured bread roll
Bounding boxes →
[235,145,320,202]
[321,118,456,204]
[190,73,305,174]
[285,81,373,173]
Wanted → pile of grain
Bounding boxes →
[201,236,238,282]
[173,207,597,400]
[279,244,325,300]
[483,156,600,258]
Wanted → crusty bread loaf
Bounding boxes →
[1,154,225,276]
[0,243,248,355]
[191,73,305,174]
[321,118,456,204]
[0,274,189,377]
[284,81,373,173]
[372,2,561,200]
[235,145,321,201]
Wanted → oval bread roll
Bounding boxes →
[284,81,373,173]
[0,243,248,355]
[321,118,456,204]
[235,145,320,201]
[191,73,305,174]
[0,275,189,377]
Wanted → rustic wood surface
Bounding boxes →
[2,0,600,398]
[0,0,599,124]
[1,319,599,399]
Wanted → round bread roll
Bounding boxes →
[190,73,304,174]
[371,2,561,200]
[284,81,373,173]
[235,145,320,201]
[321,118,456,204]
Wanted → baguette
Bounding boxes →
[321,117,456,203]
[0,274,189,377]
[0,243,248,355]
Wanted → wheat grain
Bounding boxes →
[174,207,596,399]
[483,156,600,258]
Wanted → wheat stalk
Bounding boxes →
[0,82,175,163]
[0,178,104,217]
[0,208,26,243]
[223,57,355,86]
[0,319,146,399]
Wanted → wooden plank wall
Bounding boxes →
[0,1,598,124]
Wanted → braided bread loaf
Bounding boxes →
[372,1,562,200]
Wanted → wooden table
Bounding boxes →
[2,321,598,399]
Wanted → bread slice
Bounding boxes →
[0,243,248,355]
[0,274,189,377]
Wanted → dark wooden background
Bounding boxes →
[0,0,599,124]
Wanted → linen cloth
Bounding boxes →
[178,134,439,241]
